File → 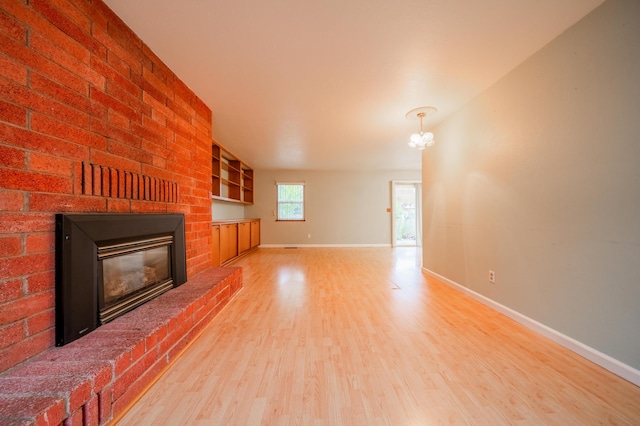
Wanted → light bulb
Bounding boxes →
[422,132,434,147]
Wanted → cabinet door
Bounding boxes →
[238,222,251,254]
[228,224,238,259]
[219,225,229,263]
[211,225,220,267]
[250,220,260,248]
[220,223,238,263]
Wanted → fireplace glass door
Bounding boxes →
[98,236,174,323]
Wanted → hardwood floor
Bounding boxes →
[116,248,640,425]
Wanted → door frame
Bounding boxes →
[391,180,422,247]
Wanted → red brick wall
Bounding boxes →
[0,0,213,373]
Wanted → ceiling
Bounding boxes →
[103,0,604,171]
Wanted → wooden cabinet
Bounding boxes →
[212,219,260,266]
[212,140,254,204]
[211,225,220,267]
[238,222,251,254]
[220,223,238,264]
[218,225,229,263]
[250,220,260,248]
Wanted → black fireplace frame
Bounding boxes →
[55,213,187,346]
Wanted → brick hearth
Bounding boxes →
[0,267,242,425]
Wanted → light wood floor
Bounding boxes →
[116,248,640,425]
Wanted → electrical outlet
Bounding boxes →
[489,270,496,283]
[307,234,311,239]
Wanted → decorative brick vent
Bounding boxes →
[81,162,179,203]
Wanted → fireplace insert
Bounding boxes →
[55,214,187,346]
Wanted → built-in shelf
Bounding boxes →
[242,168,254,204]
[211,144,221,197]
[211,140,254,204]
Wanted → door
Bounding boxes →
[211,225,220,266]
[250,220,260,248]
[238,222,251,254]
[220,223,238,263]
[391,181,422,247]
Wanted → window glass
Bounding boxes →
[277,183,304,221]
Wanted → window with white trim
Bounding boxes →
[277,183,305,221]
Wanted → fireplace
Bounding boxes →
[55,214,187,346]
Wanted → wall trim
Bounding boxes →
[259,244,392,248]
[422,268,640,387]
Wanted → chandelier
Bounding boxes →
[406,106,437,150]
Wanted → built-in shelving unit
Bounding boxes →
[211,140,254,204]
[242,167,254,204]
[211,144,221,197]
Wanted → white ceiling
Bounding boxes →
[103,0,604,171]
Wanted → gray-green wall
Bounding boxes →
[245,169,421,246]
[422,0,640,370]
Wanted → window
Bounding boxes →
[277,183,305,221]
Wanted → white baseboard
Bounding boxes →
[422,268,640,387]
[258,244,392,248]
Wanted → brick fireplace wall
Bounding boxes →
[0,0,213,373]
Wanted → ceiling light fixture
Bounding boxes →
[406,106,437,150]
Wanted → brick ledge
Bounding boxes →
[0,267,242,426]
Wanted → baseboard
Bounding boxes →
[259,244,392,248]
[422,268,640,387]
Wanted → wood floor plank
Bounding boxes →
[116,248,640,425]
